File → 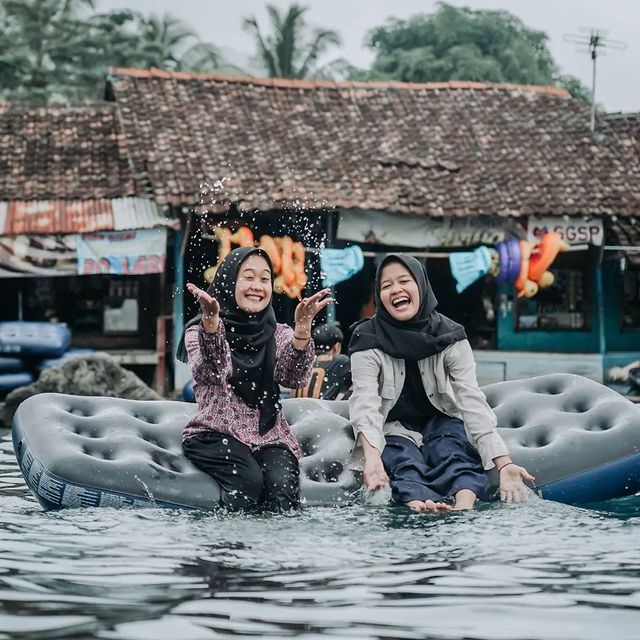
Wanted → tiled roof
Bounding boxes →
[107,67,640,217]
[0,103,148,201]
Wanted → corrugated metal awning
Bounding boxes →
[0,198,179,236]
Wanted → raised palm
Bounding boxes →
[186,283,220,320]
[294,288,334,331]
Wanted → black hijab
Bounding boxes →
[349,254,466,360]
[177,247,279,435]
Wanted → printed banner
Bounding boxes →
[77,228,167,275]
[337,210,525,248]
[0,234,77,277]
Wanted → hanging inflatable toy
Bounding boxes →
[229,226,254,249]
[494,237,521,285]
[204,227,230,283]
[273,236,307,299]
[448,246,493,293]
[204,226,256,283]
[257,234,282,274]
[515,240,538,298]
[528,231,570,290]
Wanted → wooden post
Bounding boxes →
[154,315,168,395]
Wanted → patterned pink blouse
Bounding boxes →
[182,322,315,458]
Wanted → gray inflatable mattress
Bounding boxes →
[11,374,640,509]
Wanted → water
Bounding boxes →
[1,433,639,640]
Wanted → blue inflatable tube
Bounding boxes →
[0,371,33,394]
[0,322,71,358]
[0,357,23,372]
[182,379,195,403]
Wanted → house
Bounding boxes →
[104,68,640,390]
[0,102,179,389]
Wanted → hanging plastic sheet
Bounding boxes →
[320,245,365,287]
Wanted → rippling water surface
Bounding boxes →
[1,432,640,639]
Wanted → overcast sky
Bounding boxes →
[100,0,640,112]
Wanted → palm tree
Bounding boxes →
[0,3,226,102]
[60,0,95,16]
[132,13,220,72]
[243,3,342,79]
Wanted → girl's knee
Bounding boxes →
[223,466,264,509]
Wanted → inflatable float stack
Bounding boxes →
[0,321,92,398]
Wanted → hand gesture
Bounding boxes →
[363,455,389,491]
[499,463,535,503]
[187,283,220,332]
[294,288,334,337]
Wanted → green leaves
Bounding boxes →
[0,1,222,103]
[243,3,342,79]
[356,2,589,99]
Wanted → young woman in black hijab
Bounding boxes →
[177,246,332,511]
[349,254,533,511]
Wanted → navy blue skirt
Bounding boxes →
[381,414,494,504]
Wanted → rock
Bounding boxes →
[1,353,161,428]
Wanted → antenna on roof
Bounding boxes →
[563,28,626,132]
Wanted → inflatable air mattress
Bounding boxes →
[0,322,71,358]
[12,374,640,510]
[0,357,23,372]
[0,371,33,395]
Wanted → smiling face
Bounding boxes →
[234,254,272,313]
[378,261,421,321]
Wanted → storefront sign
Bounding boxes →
[337,210,525,247]
[77,228,167,275]
[527,217,603,246]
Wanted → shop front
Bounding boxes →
[333,209,640,392]
[0,198,179,390]
[173,208,328,388]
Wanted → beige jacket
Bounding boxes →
[349,339,509,470]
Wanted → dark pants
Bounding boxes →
[381,414,492,504]
[183,432,300,512]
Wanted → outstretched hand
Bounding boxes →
[363,455,389,492]
[187,283,220,332]
[499,463,535,503]
[294,288,334,336]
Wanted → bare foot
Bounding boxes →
[424,499,452,513]
[406,500,428,512]
[405,499,452,513]
[452,489,477,510]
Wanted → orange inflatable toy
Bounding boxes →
[229,226,254,248]
[528,231,570,289]
[258,234,282,273]
[273,236,307,299]
[515,240,538,298]
[205,226,308,299]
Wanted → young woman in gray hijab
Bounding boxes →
[349,254,533,512]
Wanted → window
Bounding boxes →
[516,268,589,331]
[621,267,640,330]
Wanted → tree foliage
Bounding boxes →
[0,0,222,102]
[243,3,342,79]
[353,3,589,100]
